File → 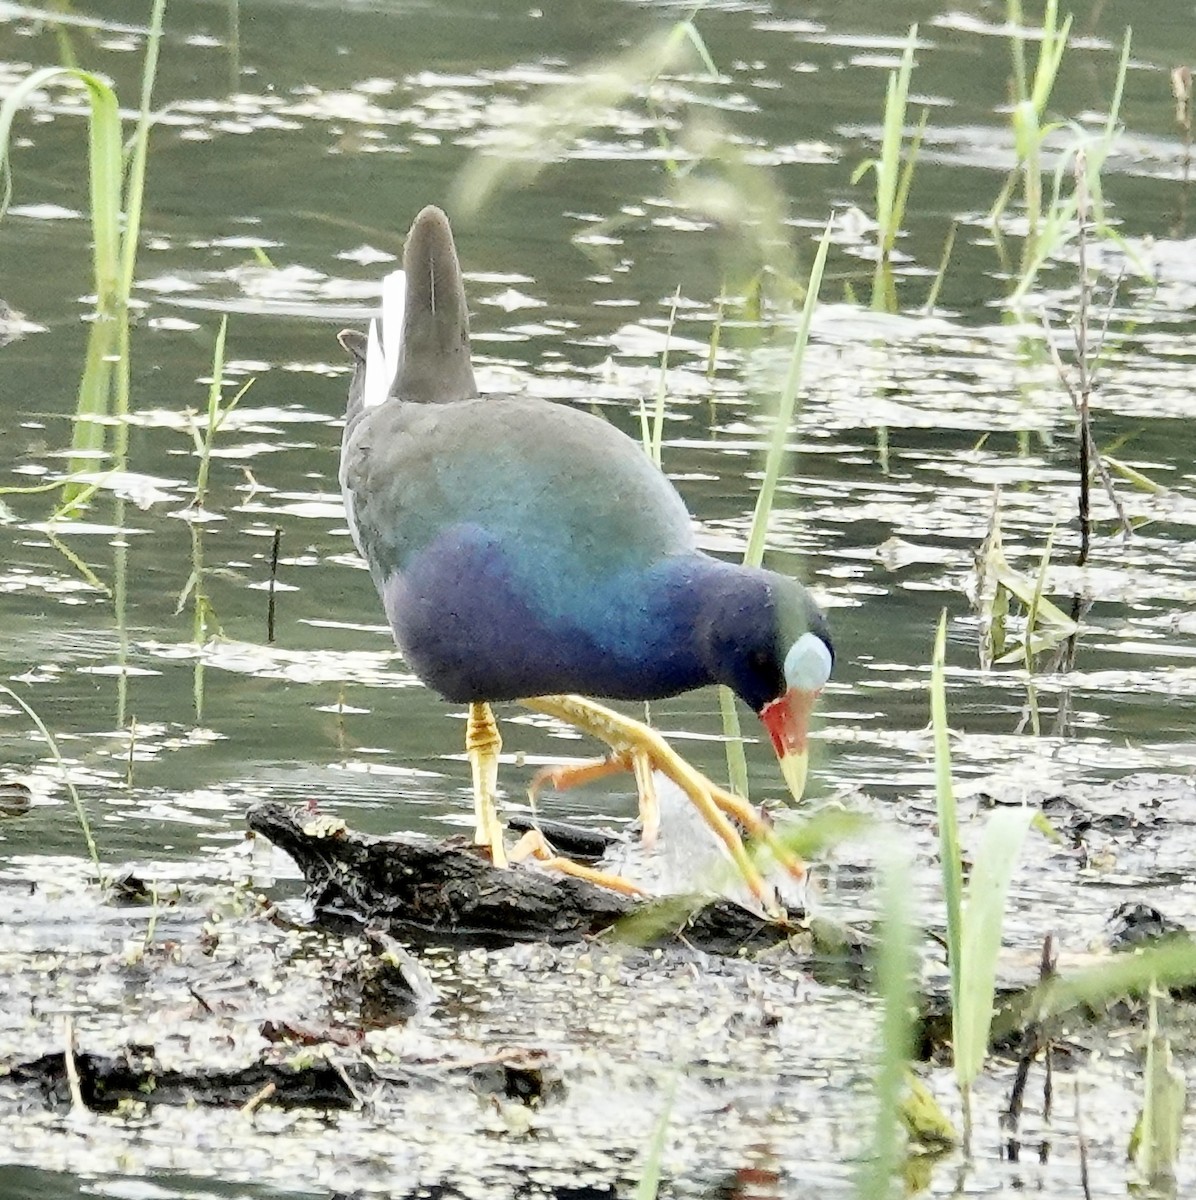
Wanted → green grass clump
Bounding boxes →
[932,612,1037,1145]
[0,0,167,499]
[176,317,253,719]
[851,25,926,315]
[0,0,167,726]
[999,11,1133,306]
[990,0,1073,250]
[975,497,1077,670]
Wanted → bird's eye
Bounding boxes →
[783,631,833,691]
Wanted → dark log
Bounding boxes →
[13,1049,365,1112]
[12,1045,562,1114]
[246,801,796,954]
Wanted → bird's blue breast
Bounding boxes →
[380,523,711,703]
[343,395,716,702]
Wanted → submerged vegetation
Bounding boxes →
[1,0,1195,1196]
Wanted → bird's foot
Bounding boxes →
[509,827,647,897]
[524,695,802,917]
[466,700,507,869]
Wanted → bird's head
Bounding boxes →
[700,568,833,802]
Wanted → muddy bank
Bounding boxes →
[1,782,1194,1197]
[0,858,879,1197]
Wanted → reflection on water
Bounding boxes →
[2,0,1196,1196]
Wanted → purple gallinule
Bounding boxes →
[337,206,832,908]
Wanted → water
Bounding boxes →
[2,0,1196,1195]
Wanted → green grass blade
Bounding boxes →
[679,17,719,78]
[874,28,917,236]
[988,939,1196,1051]
[855,847,915,1200]
[81,76,123,307]
[44,528,110,596]
[1029,5,1071,115]
[851,157,878,188]
[61,318,118,504]
[1,8,167,504]
[647,289,680,469]
[874,73,900,238]
[923,220,957,313]
[0,67,121,302]
[1133,989,1185,1184]
[878,29,917,244]
[635,1072,678,1200]
[956,806,1036,1083]
[714,220,829,793]
[118,0,167,297]
[743,218,831,568]
[0,67,85,213]
[930,608,969,1141]
[453,23,703,215]
[0,683,100,874]
[706,288,725,379]
[194,315,230,507]
[633,393,652,458]
[888,108,928,251]
[866,27,920,310]
[717,684,749,798]
[1103,454,1166,495]
[992,560,1076,633]
[1023,523,1056,682]
[1104,26,1132,142]
[1007,0,1027,103]
[930,612,963,1021]
[722,218,830,793]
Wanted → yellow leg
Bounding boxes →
[707,784,804,885]
[530,753,633,795]
[529,748,660,847]
[524,694,797,915]
[466,701,506,868]
[629,749,659,848]
[509,828,646,897]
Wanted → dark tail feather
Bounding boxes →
[392,206,478,405]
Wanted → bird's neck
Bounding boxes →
[679,555,781,711]
[630,554,776,700]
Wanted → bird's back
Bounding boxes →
[344,393,695,578]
